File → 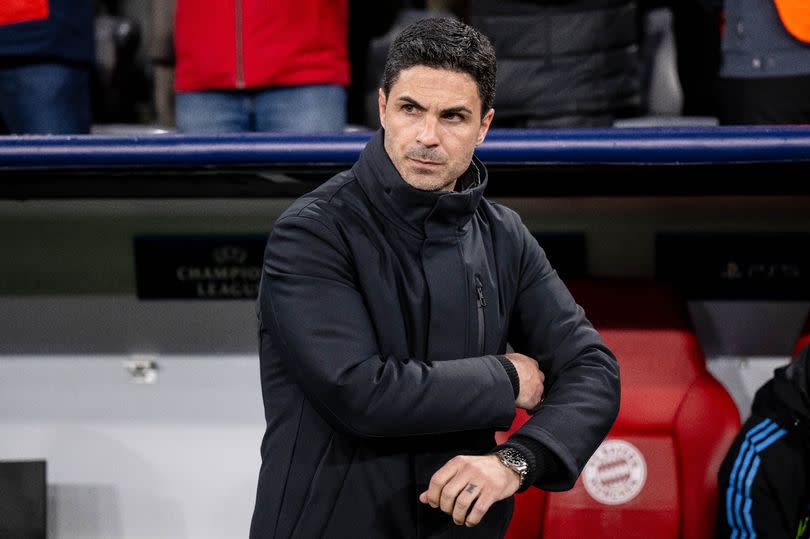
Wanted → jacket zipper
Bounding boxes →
[475,275,486,356]
[235,0,244,89]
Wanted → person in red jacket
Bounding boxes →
[172,0,350,133]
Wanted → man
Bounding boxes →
[250,17,620,538]
[467,0,641,128]
[716,343,810,538]
[717,0,810,125]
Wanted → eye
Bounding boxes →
[402,104,416,114]
[443,112,465,122]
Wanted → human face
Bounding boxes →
[379,66,494,192]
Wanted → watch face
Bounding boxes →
[500,449,528,474]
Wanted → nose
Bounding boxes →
[416,115,440,147]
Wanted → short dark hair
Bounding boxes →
[382,17,497,118]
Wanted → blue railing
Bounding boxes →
[1,126,810,170]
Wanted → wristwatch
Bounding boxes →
[495,447,529,488]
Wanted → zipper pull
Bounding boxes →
[475,281,487,308]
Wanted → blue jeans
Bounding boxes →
[0,62,91,135]
[176,85,347,133]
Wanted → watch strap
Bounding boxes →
[496,447,528,488]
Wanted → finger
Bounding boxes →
[419,491,428,504]
[439,473,469,514]
[425,460,460,508]
[452,482,481,525]
[465,494,495,527]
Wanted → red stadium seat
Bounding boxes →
[792,312,810,358]
[498,279,741,539]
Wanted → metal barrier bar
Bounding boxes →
[1,126,810,170]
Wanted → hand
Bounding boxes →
[504,352,545,410]
[418,454,520,527]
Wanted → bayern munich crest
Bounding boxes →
[582,439,647,505]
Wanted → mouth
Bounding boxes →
[409,158,442,166]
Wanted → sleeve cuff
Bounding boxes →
[496,435,562,492]
[495,355,520,399]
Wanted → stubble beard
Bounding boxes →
[400,165,457,192]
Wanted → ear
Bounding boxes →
[378,88,387,129]
[476,108,495,146]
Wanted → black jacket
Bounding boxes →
[715,345,810,538]
[250,130,620,538]
[469,0,641,127]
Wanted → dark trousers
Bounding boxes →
[718,74,810,125]
[0,62,91,135]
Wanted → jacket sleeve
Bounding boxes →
[505,222,621,491]
[259,213,517,439]
[716,421,798,538]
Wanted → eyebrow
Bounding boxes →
[397,96,473,117]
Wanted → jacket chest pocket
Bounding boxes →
[473,273,488,356]
[470,268,507,357]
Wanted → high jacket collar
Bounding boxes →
[753,346,810,434]
[353,130,488,239]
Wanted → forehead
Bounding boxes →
[389,66,482,113]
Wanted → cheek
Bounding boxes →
[388,125,409,148]
[449,139,475,163]
[446,130,478,152]
[383,134,400,163]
